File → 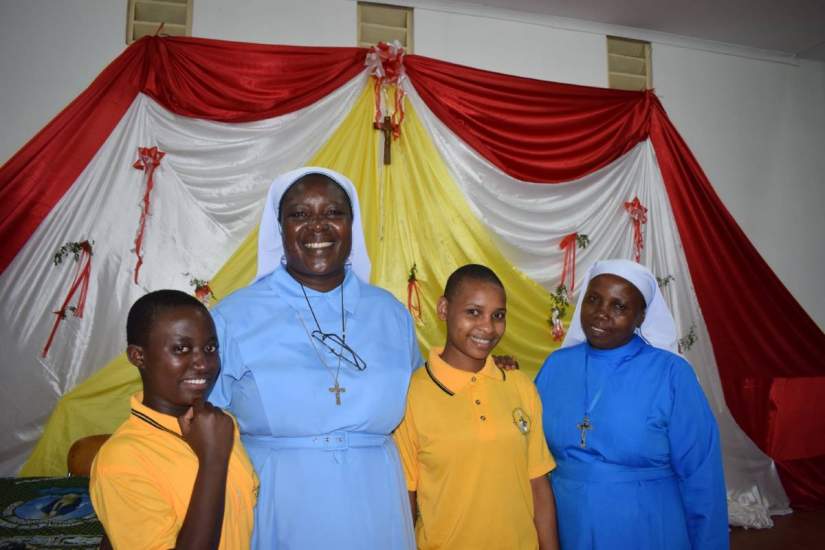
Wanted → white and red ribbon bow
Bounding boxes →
[365,41,407,138]
[132,146,165,284]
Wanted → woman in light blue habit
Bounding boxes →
[209,167,419,549]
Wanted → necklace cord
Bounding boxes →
[299,281,367,371]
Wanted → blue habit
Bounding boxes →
[209,267,420,550]
[534,336,728,550]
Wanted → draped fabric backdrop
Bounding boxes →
[1,37,823,522]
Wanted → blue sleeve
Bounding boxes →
[404,309,424,371]
[668,359,729,550]
[208,308,245,410]
[533,353,554,393]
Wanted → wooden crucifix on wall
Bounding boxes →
[375,115,393,165]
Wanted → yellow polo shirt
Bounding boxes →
[394,348,555,550]
[90,393,258,550]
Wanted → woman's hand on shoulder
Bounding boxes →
[493,355,520,370]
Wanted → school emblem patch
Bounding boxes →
[512,408,531,435]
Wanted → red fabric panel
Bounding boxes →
[140,37,366,122]
[767,377,825,461]
[0,36,365,273]
[404,54,652,183]
[776,456,825,510]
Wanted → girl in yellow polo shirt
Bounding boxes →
[90,290,258,550]
[394,264,559,550]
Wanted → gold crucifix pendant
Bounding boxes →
[329,381,346,405]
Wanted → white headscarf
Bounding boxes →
[562,259,679,353]
[254,167,371,283]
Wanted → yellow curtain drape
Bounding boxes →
[22,80,563,476]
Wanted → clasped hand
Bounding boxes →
[178,398,234,464]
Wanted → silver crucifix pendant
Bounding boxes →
[577,415,593,448]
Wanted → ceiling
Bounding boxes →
[434,0,825,62]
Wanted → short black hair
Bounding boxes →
[443,264,505,300]
[126,290,209,347]
[277,172,354,224]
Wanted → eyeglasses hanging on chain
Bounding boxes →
[299,281,368,371]
[311,330,367,371]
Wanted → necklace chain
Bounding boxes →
[299,282,346,342]
[579,344,643,448]
[296,282,347,405]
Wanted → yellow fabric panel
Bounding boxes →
[20,356,141,476]
[22,80,564,476]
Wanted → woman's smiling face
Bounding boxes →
[279,174,353,292]
[580,274,646,349]
[438,279,506,372]
[131,306,220,417]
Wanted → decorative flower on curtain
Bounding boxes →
[679,325,698,354]
[365,41,407,139]
[549,233,589,341]
[42,240,93,357]
[548,285,570,341]
[624,196,648,262]
[189,277,215,306]
[132,146,165,284]
[657,274,675,289]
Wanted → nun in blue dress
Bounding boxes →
[534,259,728,550]
[209,167,419,549]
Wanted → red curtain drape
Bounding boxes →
[404,55,652,182]
[0,36,365,273]
[406,53,825,508]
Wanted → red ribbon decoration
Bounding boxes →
[132,146,166,284]
[365,42,406,139]
[407,263,422,322]
[42,241,93,358]
[559,232,579,292]
[624,196,648,262]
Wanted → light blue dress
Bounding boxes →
[534,336,728,550]
[209,267,420,550]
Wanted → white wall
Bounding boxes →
[0,0,127,166]
[414,7,606,87]
[1,0,823,326]
[193,0,355,46]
